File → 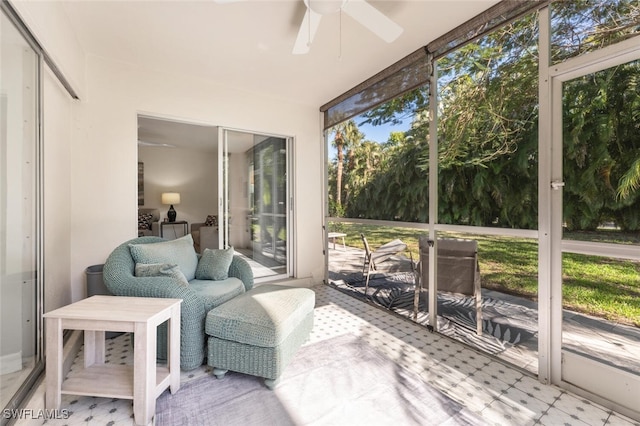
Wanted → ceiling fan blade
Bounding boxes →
[138,140,176,148]
[341,0,403,43]
[292,7,322,55]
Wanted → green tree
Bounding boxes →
[551,0,640,63]
[346,131,430,222]
[563,60,640,231]
[329,1,640,231]
[434,13,539,228]
[342,140,382,209]
[330,120,364,213]
[618,158,640,201]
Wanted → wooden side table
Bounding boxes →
[44,296,182,426]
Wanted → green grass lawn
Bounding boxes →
[330,222,640,327]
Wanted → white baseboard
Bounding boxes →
[1,350,22,375]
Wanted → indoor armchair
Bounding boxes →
[138,208,160,237]
[191,215,219,253]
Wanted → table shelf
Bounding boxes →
[61,364,172,400]
[62,364,133,399]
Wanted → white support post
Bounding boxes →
[537,5,553,385]
[428,56,438,331]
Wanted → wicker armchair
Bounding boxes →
[103,236,254,370]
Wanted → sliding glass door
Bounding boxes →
[220,129,292,281]
[0,7,42,413]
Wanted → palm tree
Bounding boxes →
[330,120,364,209]
[617,158,640,201]
[343,140,382,209]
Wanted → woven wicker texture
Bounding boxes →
[103,236,254,370]
[208,312,314,380]
[195,247,234,280]
[129,234,199,280]
[206,285,316,347]
[189,278,246,312]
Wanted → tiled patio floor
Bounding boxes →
[18,284,639,425]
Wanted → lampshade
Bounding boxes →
[161,192,180,205]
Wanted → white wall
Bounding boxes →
[11,0,86,99]
[43,65,73,308]
[69,54,324,296]
[138,145,218,227]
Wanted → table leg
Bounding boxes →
[84,330,105,367]
[134,321,156,426]
[168,304,181,393]
[45,317,62,409]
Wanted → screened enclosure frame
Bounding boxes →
[322,0,640,419]
[320,0,550,130]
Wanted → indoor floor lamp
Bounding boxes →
[162,192,181,222]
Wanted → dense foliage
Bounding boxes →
[328,1,640,231]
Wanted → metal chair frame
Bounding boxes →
[361,233,414,296]
[414,237,482,335]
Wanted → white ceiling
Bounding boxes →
[60,0,500,109]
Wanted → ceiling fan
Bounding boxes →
[215,0,403,55]
[137,140,177,148]
[293,0,403,55]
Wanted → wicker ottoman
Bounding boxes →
[206,284,315,389]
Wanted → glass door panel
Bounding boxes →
[247,137,288,278]
[0,9,40,410]
[221,130,290,281]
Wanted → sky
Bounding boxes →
[359,121,402,144]
[327,118,410,160]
